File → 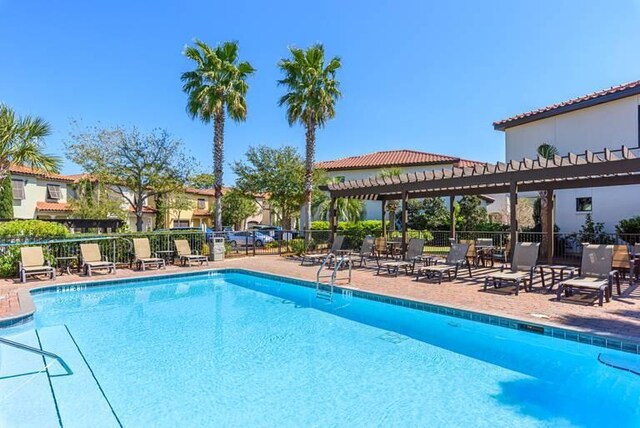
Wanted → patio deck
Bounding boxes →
[1,255,639,342]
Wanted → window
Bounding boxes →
[11,180,25,200]
[197,198,206,209]
[576,197,592,212]
[46,184,62,200]
[173,220,189,228]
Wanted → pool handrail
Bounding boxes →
[0,336,73,376]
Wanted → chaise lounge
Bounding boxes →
[483,242,540,295]
[18,246,55,283]
[175,239,209,267]
[415,243,470,283]
[80,243,116,276]
[133,238,166,271]
[300,235,344,266]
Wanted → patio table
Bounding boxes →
[56,256,79,276]
[475,245,495,267]
[538,264,578,290]
[156,250,175,265]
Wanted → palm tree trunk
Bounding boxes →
[213,111,225,231]
[539,190,549,257]
[303,121,316,240]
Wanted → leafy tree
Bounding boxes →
[0,176,13,219]
[167,193,194,226]
[616,216,640,241]
[312,173,364,222]
[278,44,342,234]
[577,214,613,244]
[458,195,487,230]
[407,197,449,230]
[221,188,259,230]
[69,178,126,220]
[189,173,216,189]
[233,145,305,230]
[182,40,255,231]
[379,167,402,231]
[0,104,61,181]
[66,125,194,231]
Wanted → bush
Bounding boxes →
[289,238,307,256]
[616,216,640,241]
[475,222,510,232]
[0,220,69,239]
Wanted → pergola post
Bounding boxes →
[509,181,518,247]
[401,191,408,258]
[329,197,337,246]
[449,196,456,241]
[381,199,387,238]
[545,189,554,264]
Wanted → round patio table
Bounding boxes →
[155,250,175,265]
[538,264,577,290]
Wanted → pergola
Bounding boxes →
[321,146,640,263]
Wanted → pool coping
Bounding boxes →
[2,267,640,355]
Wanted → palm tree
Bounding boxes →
[278,44,342,236]
[379,167,402,232]
[312,177,364,222]
[181,40,255,231]
[536,143,558,256]
[0,104,61,180]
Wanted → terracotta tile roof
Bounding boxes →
[315,150,483,171]
[192,209,210,216]
[494,80,640,130]
[9,164,76,183]
[128,206,157,214]
[36,202,72,212]
[185,187,231,196]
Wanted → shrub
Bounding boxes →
[289,238,307,256]
[0,220,69,239]
[616,216,640,242]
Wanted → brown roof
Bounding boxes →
[10,164,76,183]
[128,206,157,214]
[192,209,210,216]
[36,202,72,212]
[315,150,483,171]
[494,80,640,130]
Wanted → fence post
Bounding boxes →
[252,230,256,256]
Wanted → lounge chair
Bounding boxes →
[175,239,208,267]
[556,244,617,306]
[415,243,471,283]
[300,235,344,266]
[80,243,116,276]
[18,247,55,283]
[377,238,426,276]
[483,242,540,295]
[133,238,166,271]
[347,236,375,268]
[612,245,632,291]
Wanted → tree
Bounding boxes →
[537,143,558,254]
[166,193,194,226]
[0,104,61,181]
[221,188,259,230]
[458,195,487,230]
[406,197,449,230]
[278,44,342,235]
[312,173,364,222]
[0,177,13,219]
[379,168,402,231]
[66,126,194,231]
[189,173,216,189]
[233,145,305,230]
[69,178,126,220]
[182,40,255,231]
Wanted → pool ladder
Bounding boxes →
[0,336,73,375]
[316,253,352,301]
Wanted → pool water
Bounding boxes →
[2,270,640,427]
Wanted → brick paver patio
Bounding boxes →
[1,255,639,341]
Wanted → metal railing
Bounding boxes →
[0,336,73,376]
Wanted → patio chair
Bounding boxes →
[483,242,540,295]
[492,240,512,265]
[175,239,208,267]
[300,235,344,266]
[374,237,389,259]
[611,245,632,292]
[460,239,478,267]
[415,243,471,283]
[377,238,426,276]
[556,244,617,306]
[80,243,116,276]
[133,238,166,271]
[18,246,55,283]
[475,238,495,267]
[347,236,375,268]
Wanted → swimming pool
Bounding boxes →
[1,269,639,427]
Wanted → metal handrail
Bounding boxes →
[331,254,352,285]
[0,336,73,375]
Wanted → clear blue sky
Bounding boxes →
[2,0,640,182]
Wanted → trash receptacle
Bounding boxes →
[209,237,225,261]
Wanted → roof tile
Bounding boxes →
[315,150,483,171]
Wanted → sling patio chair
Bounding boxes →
[133,238,166,271]
[415,243,471,284]
[373,236,390,259]
[18,246,55,283]
[175,239,209,267]
[460,239,478,267]
[300,235,344,266]
[556,244,618,306]
[377,238,426,276]
[483,242,540,295]
[611,244,633,291]
[342,236,375,269]
[80,243,116,276]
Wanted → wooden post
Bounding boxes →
[509,181,518,247]
[401,191,408,259]
[546,189,555,264]
[329,197,337,246]
[449,196,456,241]
[381,199,387,238]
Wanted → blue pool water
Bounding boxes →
[1,270,640,427]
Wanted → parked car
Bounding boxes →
[226,231,274,248]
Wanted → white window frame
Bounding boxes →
[173,220,190,228]
[46,184,62,200]
[576,197,593,213]
[197,198,206,209]
[11,179,25,200]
